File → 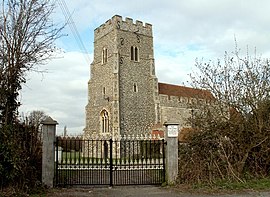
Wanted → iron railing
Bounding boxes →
[55,135,166,186]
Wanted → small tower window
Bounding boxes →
[133,83,138,92]
[131,46,134,60]
[131,46,139,62]
[135,47,138,61]
[102,87,109,101]
[101,110,109,133]
[102,48,108,64]
[103,87,106,96]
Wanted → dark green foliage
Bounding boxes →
[0,123,42,193]
[0,0,63,195]
[0,0,63,193]
[0,0,64,124]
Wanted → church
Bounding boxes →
[84,15,211,139]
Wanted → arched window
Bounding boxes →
[100,110,109,133]
[102,48,108,64]
[131,46,139,62]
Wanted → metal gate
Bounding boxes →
[55,135,166,186]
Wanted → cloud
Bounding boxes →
[56,0,270,58]
[19,51,91,135]
[19,0,270,135]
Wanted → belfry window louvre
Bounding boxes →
[134,47,138,61]
[133,83,138,92]
[131,46,139,62]
[102,48,108,64]
[131,46,134,60]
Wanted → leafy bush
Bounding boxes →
[0,123,42,193]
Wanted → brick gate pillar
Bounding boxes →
[164,122,179,185]
[41,116,58,188]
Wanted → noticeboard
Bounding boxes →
[167,125,178,137]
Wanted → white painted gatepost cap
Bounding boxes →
[41,116,58,125]
[163,122,179,138]
[163,122,179,126]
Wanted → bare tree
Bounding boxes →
[0,0,64,124]
[180,46,270,182]
[27,110,47,129]
[191,47,270,118]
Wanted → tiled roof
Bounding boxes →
[158,82,213,99]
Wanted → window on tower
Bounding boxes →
[134,47,138,61]
[131,46,139,62]
[103,87,106,97]
[133,83,138,92]
[131,46,134,60]
[100,110,109,133]
[102,47,108,64]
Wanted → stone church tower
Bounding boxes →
[84,15,159,137]
[84,15,213,140]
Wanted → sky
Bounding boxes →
[19,0,270,135]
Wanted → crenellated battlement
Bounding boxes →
[159,94,206,108]
[94,15,152,40]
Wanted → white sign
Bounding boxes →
[167,125,178,137]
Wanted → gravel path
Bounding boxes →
[47,186,270,197]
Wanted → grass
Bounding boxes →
[61,151,82,160]
[213,178,270,190]
[1,185,47,197]
[186,178,270,193]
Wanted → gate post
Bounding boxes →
[164,122,179,185]
[109,138,113,187]
[41,116,58,188]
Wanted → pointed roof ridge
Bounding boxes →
[41,116,58,125]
